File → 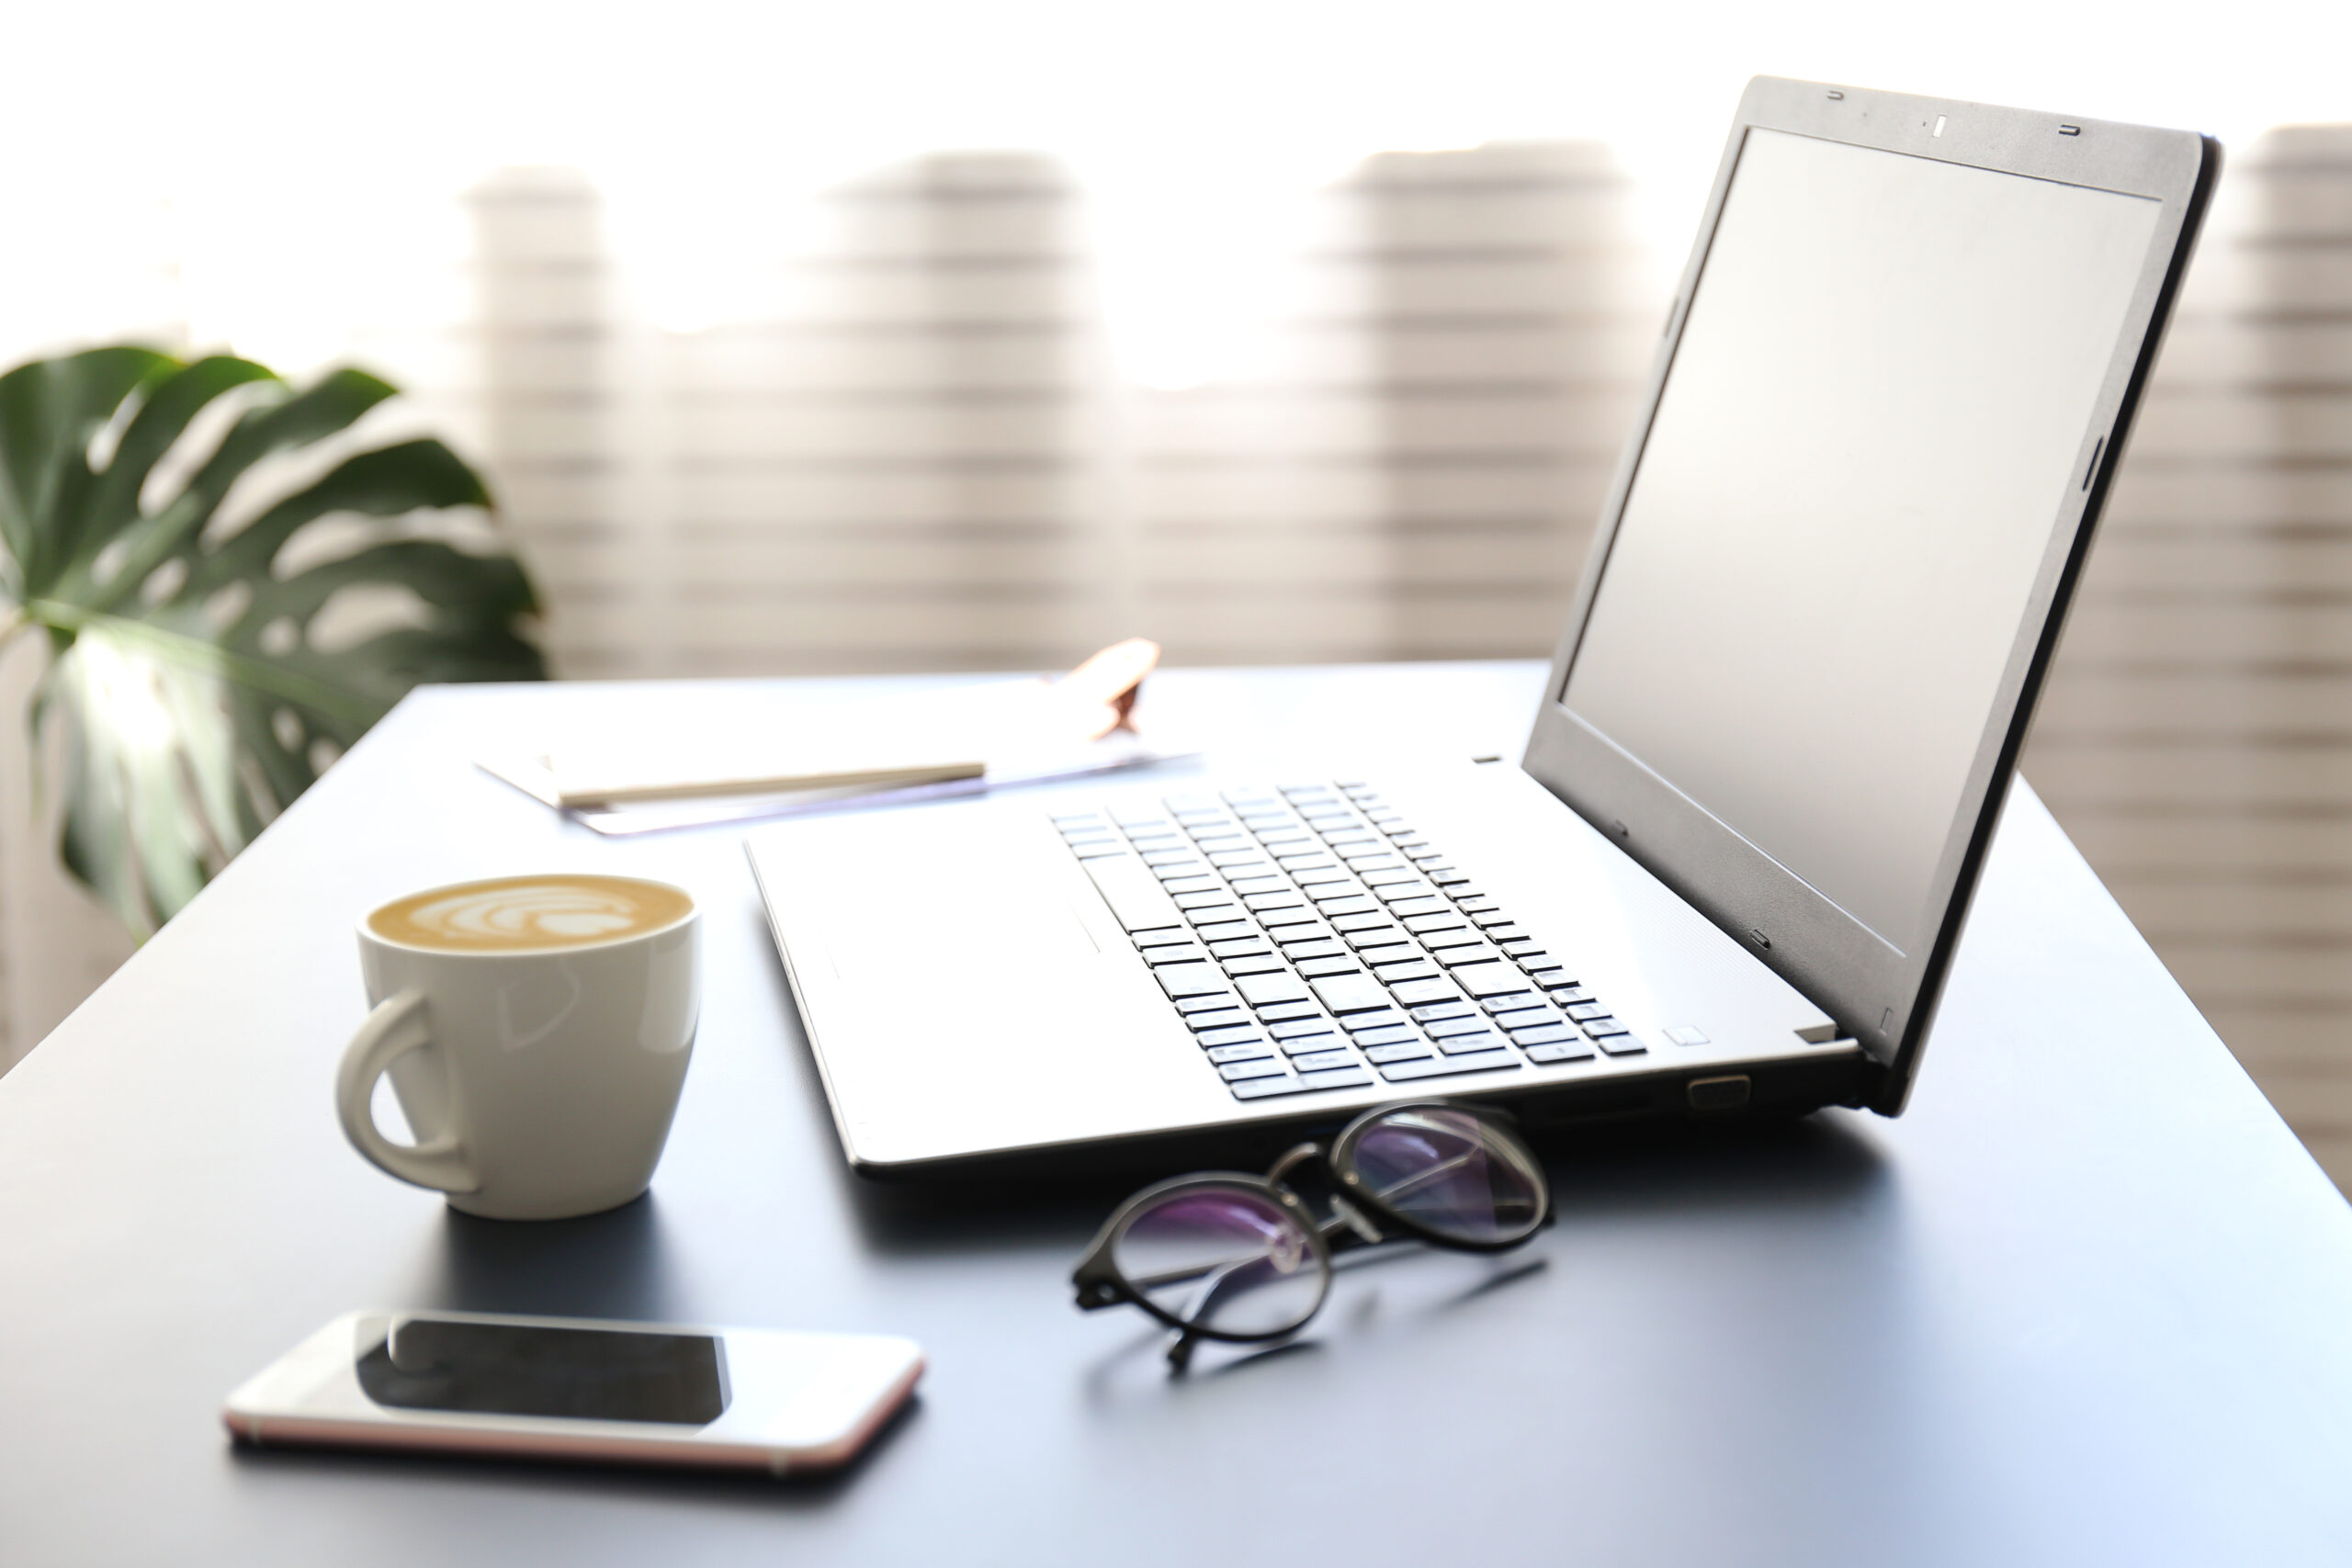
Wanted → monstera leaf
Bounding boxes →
[0,345,546,934]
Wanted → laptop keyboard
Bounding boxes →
[1053,781,1645,1101]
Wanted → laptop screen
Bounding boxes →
[1560,128,2160,954]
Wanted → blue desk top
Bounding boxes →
[3,661,2347,1565]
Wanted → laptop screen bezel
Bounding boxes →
[1521,77,2217,1113]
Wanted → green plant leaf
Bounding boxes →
[0,345,547,935]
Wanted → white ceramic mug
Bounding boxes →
[336,874,701,1221]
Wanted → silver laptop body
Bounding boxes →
[747,78,2216,1176]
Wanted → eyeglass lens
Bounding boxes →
[1111,1187,1326,1337]
[1346,1106,1546,1246]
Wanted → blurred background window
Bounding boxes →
[3,0,2349,1190]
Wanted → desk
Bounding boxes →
[4,661,2350,1566]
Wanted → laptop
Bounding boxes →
[745,78,2218,1177]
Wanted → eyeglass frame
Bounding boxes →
[1069,1099,1552,1369]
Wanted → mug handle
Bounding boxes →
[334,989,481,1194]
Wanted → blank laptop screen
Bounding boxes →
[1561,128,2159,953]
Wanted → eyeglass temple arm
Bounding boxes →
[1164,1253,1283,1371]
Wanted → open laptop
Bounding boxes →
[746,78,2217,1177]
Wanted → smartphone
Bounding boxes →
[225,1310,923,1474]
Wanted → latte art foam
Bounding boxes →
[368,874,693,952]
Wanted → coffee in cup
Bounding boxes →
[338,874,700,1221]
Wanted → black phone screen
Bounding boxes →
[356,1315,729,1426]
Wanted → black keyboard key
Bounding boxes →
[1185,1008,1251,1032]
[1219,1058,1288,1082]
[1453,963,1531,998]
[1479,992,1543,1012]
[1290,1049,1358,1074]
[1386,977,1464,1008]
[1156,964,1230,1000]
[1238,974,1312,1008]
[1525,1042,1594,1065]
[1176,992,1239,1015]
[1295,1066,1374,1093]
[1198,1024,1267,1048]
[1176,891,1241,912]
[1309,975,1390,1014]
[1206,1043,1276,1065]
[1364,1042,1433,1065]
[1511,1023,1582,1046]
[1379,1052,1520,1082]
[1229,1074,1316,1100]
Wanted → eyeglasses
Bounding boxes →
[1069,1100,1550,1370]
